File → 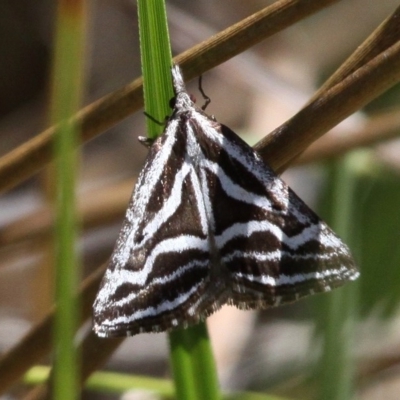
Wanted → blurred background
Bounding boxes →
[1,0,400,399]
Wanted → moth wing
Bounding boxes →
[192,118,359,309]
[94,62,359,337]
[93,119,221,336]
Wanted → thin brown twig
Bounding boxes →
[357,352,400,386]
[22,385,47,400]
[0,264,106,394]
[0,179,134,248]
[308,5,400,102]
[174,0,341,79]
[297,108,400,165]
[255,38,400,174]
[268,4,400,172]
[0,0,340,194]
[22,333,125,400]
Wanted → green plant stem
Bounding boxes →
[137,1,220,399]
[51,1,86,399]
[317,155,359,400]
[137,0,173,139]
[170,324,221,400]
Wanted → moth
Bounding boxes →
[93,64,358,337]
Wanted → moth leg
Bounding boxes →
[143,111,168,126]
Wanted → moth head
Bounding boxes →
[169,93,196,109]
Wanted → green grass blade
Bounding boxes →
[137,1,220,399]
[353,153,400,318]
[138,0,173,139]
[51,1,86,399]
[315,154,360,400]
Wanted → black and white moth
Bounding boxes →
[93,64,359,337]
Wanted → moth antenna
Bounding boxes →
[198,75,211,110]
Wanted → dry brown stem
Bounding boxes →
[0,0,340,194]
